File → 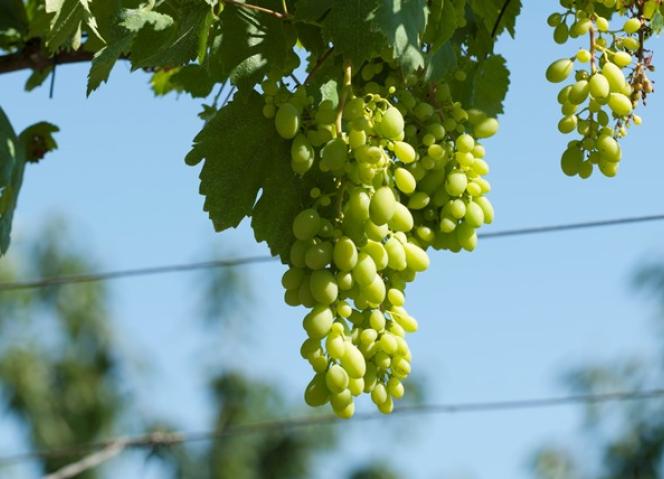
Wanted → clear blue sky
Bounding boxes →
[1,3,664,478]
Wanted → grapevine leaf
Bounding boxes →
[321,0,384,66]
[469,54,509,116]
[120,8,174,32]
[86,34,132,95]
[45,0,99,52]
[24,67,52,92]
[469,0,521,37]
[0,108,26,256]
[209,0,298,87]
[294,0,332,21]
[424,41,457,82]
[151,65,215,98]
[18,122,59,163]
[373,0,427,72]
[130,2,209,68]
[425,0,461,50]
[0,0,28,45]
[186,90,288,235]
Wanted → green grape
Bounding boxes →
[369,186,397,225]
[445,171,468,196]
[388,203,414,232]
[290,134,314,175]
[326,364,349,393]
[352,252,377,286]
[321,138,348,171]
[333,236,358,271]
[558,115,578,134]
[601,62,626,92]
[363,240,389,270]
[464,201,485,227]
[456,222,477,251]
[393,141,417,163]
[613,51,632,68]
[553,23,569,44]
[309,269,338,305]
[568,81,589,104]
[576,49,591,63]
[376,106,405,140]
[474,196,494,224]
[347,188,371,220]
[341,344,366,378]
[589,74,610,99]
[608,93,633,116]
[303,306,334,339]
[304,374,329,407]
[388,377,405,399]
[597,135,621,162]
[305,241,333,269]
[395,167,416,194]
[293,209,320,240]
[282,267,305,290]
[385,237,407,271]
[473,117,499,138]
[284,289,301,306]
[403,242,429,272]
[275,103,300,139]
[545,59,574,83]
[363,275,387,305]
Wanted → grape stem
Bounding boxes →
[589,23,597,73]
[304,47,334,85]
[335,61,353,134]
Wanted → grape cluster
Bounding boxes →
[546,0,658,178]
[263,63,498,418]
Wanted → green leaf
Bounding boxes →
[186,90,287,233]
[120,8,174,32]
[424,0,462,50]
[18,121,59,163]
[151,65,214,98]
[24,67,52,92]
[0,107,26,256]
[373,0,427,72]
[294,0,332,22]
[209,0,298,87]
[129,2,210,68]
[45,0,99,52]
[469,0,521,37]
[424,41,457,82]
[321,0,384,66]
[87,34,132,95]
[0,0,29,44]
[469,54,509,116]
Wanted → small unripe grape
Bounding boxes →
[547,12,562,26]
[352,252,377,286]
[464,201,485,227]
[455,133,475,153]
[275,103,300,139]
[393,141,417,163]
[589,73,610,99]
[326,364,349,393]
[341,344,366,378]
[601,62,626,92]
[309,269,338,305]
[387,288,405,306]
[623,18,641,34]
[333,236,358,271]
[293,209,320,240]
[596,16,609,32]
[474,196,494,224]
[385,237,407,271]
[622,37,640,51]
[282,267,305,290]
[546,59,574,83]
[303,306,334,339]
[568,80,590,104]
[305,241,332,269]
[576,49,591,63]
[553,23,569,44]
[570,18,592,37]
[613,51,632,68]
[395,167,416,194]
[608,93,633,117]
[388,203,414,232]
[304,374,329,407]
[369,186,397,225]
[558,115,578,134]
[445,171,468,196]
[376,106,405,140]
[403,242,429,272]
[474,117,499,138]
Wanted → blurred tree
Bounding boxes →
[530,261,664,479]
[0,221,125,477]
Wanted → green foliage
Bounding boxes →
[0,0,523,259]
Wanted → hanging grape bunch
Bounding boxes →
[261,61,498,418]
[546,0,659,178]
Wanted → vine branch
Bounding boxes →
[0,40,100,76]
[304,47,334,85]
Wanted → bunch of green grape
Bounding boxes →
[546,0,659,178]
[263,63,498,418]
